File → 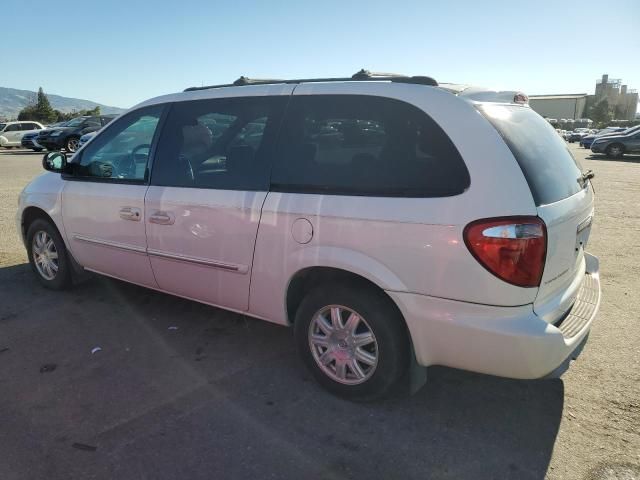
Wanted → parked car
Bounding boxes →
[21,131,45,152]
[0,121,44,148]
[591,129,640,158]
[36,115,116,153]
[17,72,601,400]
[567,129,589,143]
[78,131,97,149]
[580,127,628,148]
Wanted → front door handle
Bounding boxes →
[149,211,175,225]
[119,207,141,221]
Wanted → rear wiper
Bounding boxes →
[582,170,595,181]
[579,170,595,190]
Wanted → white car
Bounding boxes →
[0,121,44,148]
[16,71,601,400]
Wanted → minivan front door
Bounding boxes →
[61,105,165,287]
[145,92,291,311]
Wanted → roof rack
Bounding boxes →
[184,69,438,92]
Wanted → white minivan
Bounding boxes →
[17,71,601,400]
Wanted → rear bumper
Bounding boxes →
[388,253,601,379]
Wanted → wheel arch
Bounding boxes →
[285,266,407,329]
[21,206,61,246]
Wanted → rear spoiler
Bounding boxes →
[440,84,528,105]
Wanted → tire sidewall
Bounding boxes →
[26,218,71,290]
[294,283,409,401]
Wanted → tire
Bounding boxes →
[294,282,409,401]
[65,136,80,153]
[26,218,72,290]
[606,143,625,159]
[32,148,43,152]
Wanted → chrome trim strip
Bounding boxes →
[147,248,247,273]
[73,234,147,254]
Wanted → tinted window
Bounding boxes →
[480,104,583,205]
[151,96,286,190]
[271,95,469,197]
[71,105,163,182]
[83,118,101,128]
[5,124,20,132]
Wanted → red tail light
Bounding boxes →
[463,217,547,288]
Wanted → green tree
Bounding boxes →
[35,87,57,123]
[17,87,58,123]
[587,99,612,127]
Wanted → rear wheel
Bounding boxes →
[26,219,72,290]
[294,283,409,401]
[606,143,624,159]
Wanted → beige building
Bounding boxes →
[528,94,588,120]
[529,74,638,121]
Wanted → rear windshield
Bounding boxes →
[479,104,583,205]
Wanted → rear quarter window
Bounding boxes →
[479,104,583,205]
[271,95,470,197]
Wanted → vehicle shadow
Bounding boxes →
[0,264,563,480]
[585,153,640,164]
[0,149,44,156]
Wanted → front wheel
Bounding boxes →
[294,283,409,401]
[65,136,80,153]
[26,219,72,290]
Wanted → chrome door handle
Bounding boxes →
[119,207,141,221]
[149,211,175,225]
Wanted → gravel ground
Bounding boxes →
[0,145,638,480]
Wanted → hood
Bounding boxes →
[593,134,627,142]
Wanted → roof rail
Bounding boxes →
[184,69,438,92]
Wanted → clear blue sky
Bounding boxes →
[3,0,639,108]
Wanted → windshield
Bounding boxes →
[480,104,584,205]
[64,117,88,127]
[622,125,640,135]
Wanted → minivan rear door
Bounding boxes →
[479,104,594,322]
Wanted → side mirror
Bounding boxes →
[42,151,67,173]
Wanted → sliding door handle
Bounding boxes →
[119,207,141,221]
[149,211,175,225]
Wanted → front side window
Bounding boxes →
[70,105,164,182]
[151,96,286,190]
[5,124,20,132]
[271,95,469,197]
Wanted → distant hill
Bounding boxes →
[0,87,126,120]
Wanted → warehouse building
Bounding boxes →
[528,94,588,120]
[528,74,638,121]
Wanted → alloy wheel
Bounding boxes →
[308,305,378,385]
[32,230,59,281]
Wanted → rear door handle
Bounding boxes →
[149,211,175,225]
[119,207,141,221]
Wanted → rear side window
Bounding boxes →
[479,104,583,205]
[271,95,469,197]
[152,96,286,191]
